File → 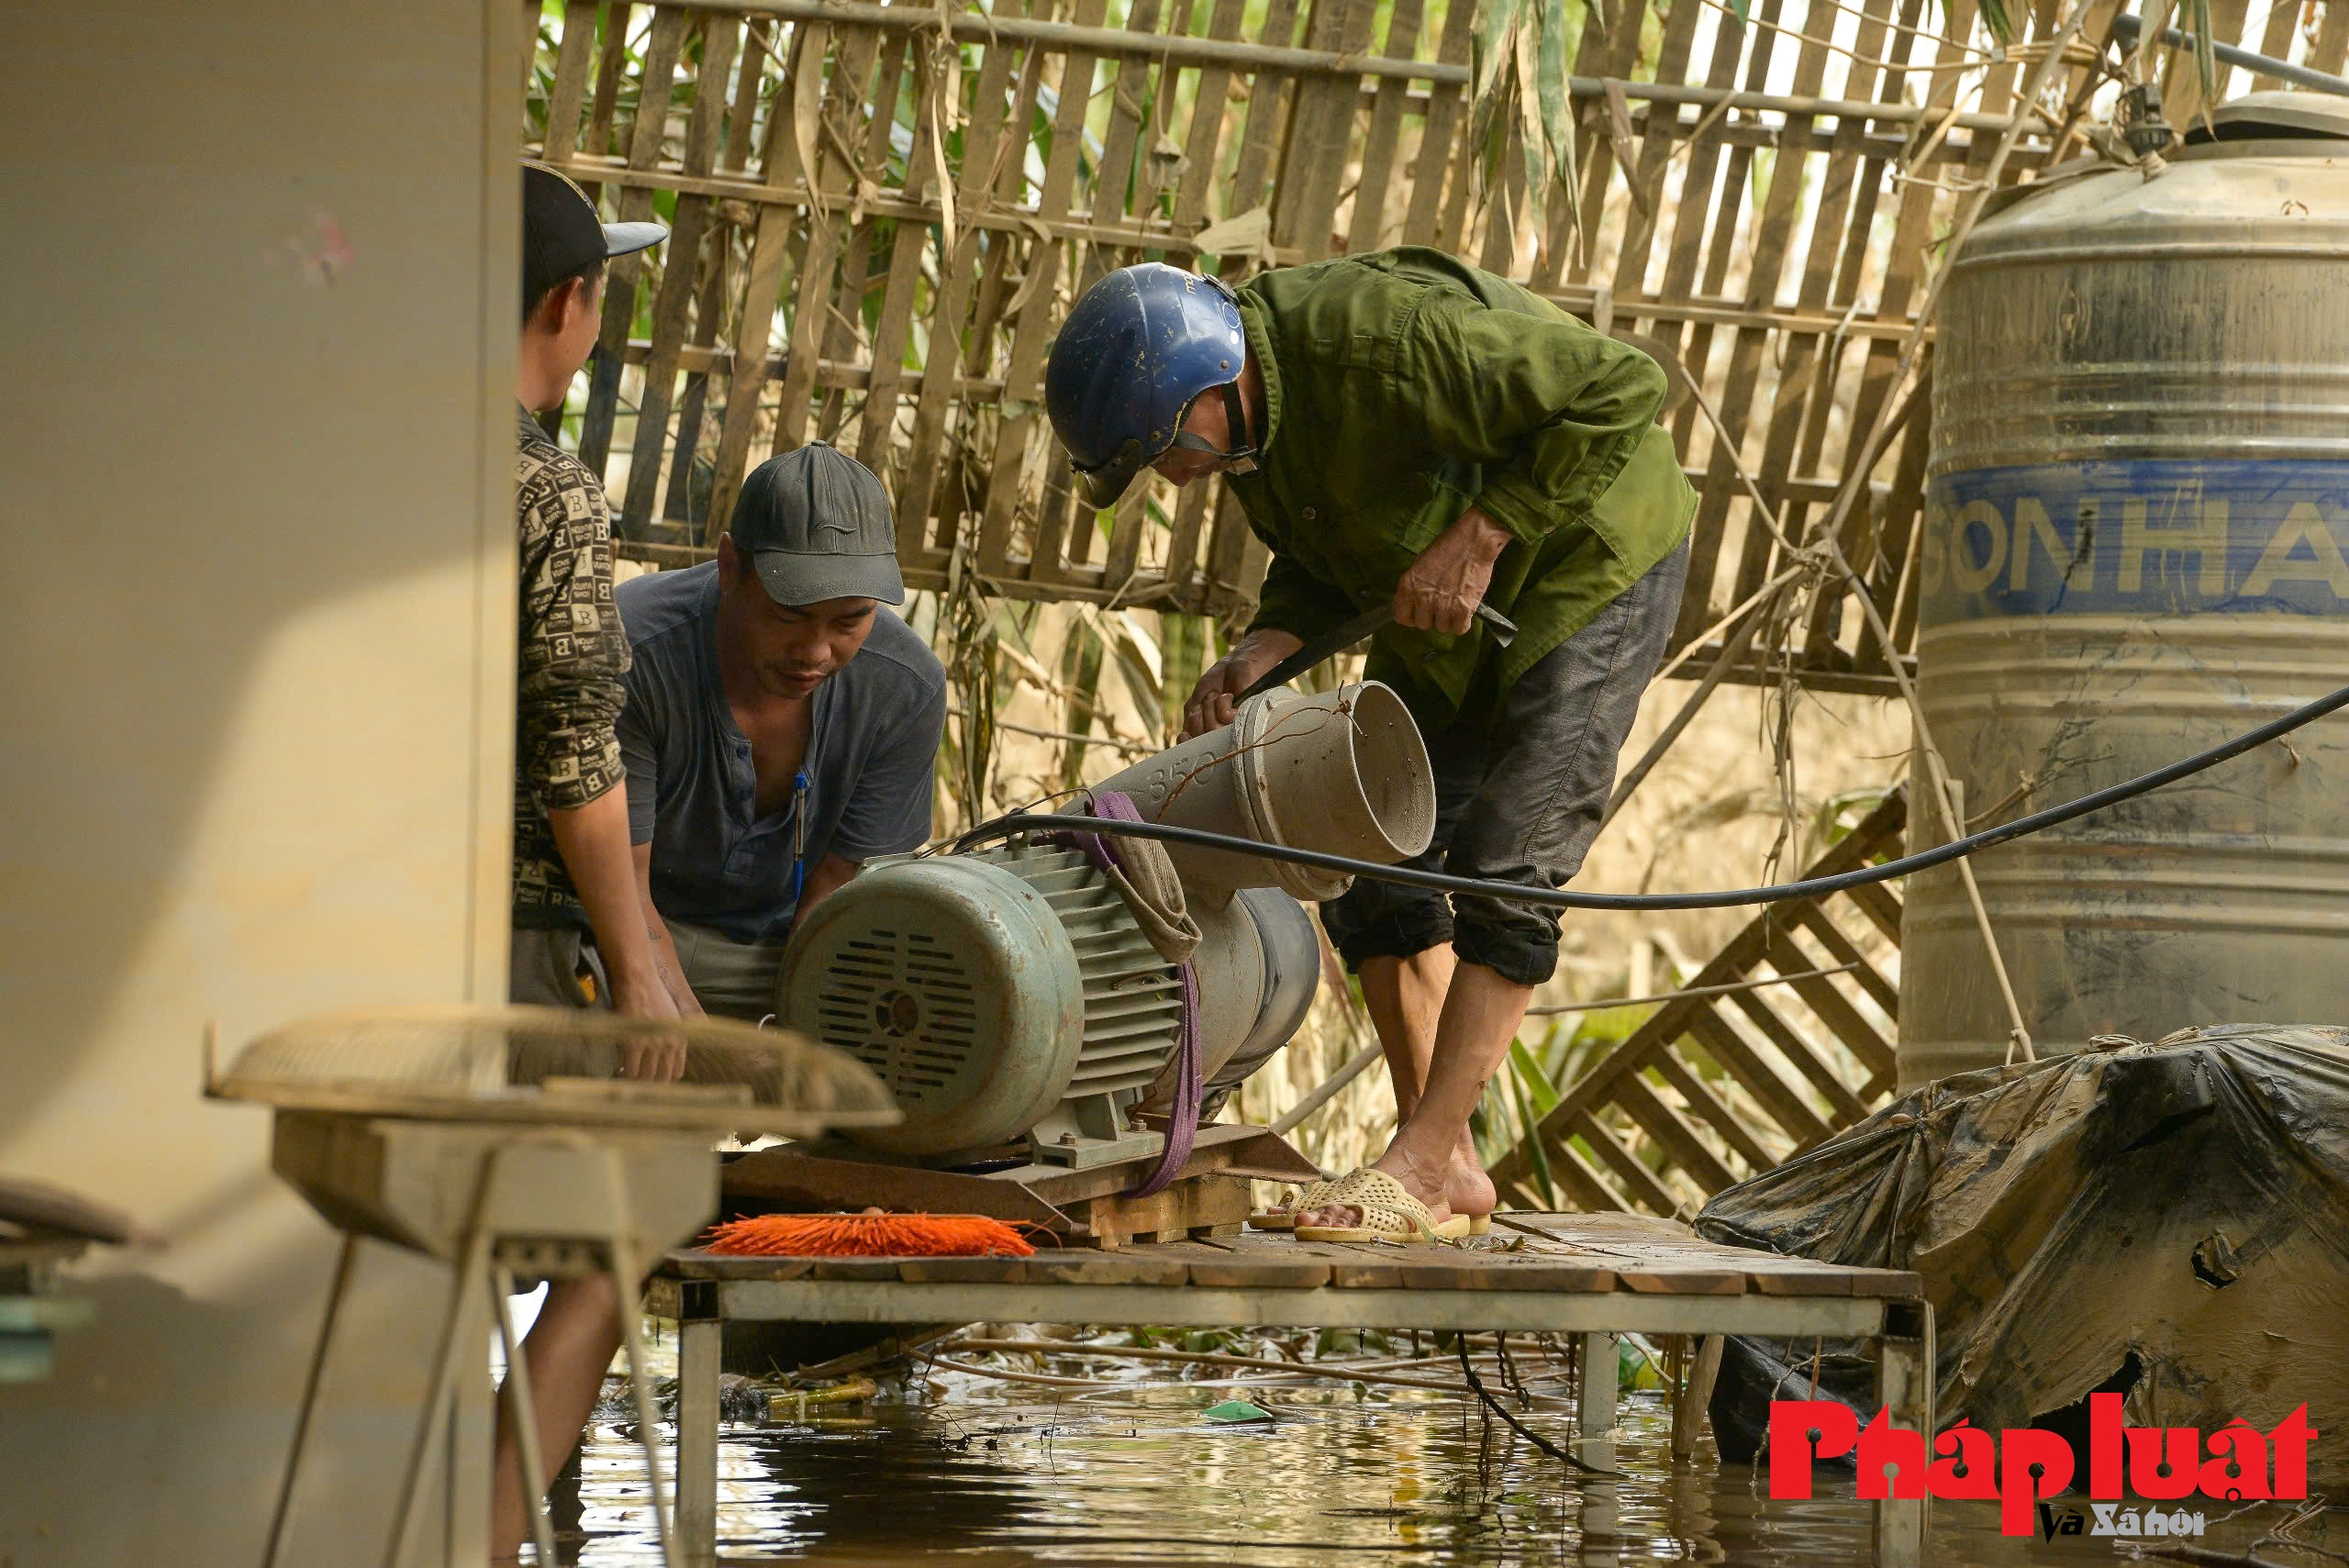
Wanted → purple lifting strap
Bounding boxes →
[1050,791,1201,1197]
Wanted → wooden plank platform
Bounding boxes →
[651,1211,1934,1568]
[662,1211,1921,1299]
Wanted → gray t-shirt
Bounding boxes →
[615,563,947,942]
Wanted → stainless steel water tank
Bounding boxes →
[1901,93,2349,1086]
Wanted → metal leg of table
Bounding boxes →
[1873,1300,1934,1568]
[676,1283,722,1568]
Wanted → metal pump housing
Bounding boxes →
[778,682,1435,1165]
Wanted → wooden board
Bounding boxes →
[663,1211,1920,1299]
[1180,1233,1334,1288]
[1081,1174,1252,1249]
[1496,1214,1921,1298]
[1024,1249,1193,1286]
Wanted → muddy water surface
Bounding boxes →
[558,1365,2340,1566]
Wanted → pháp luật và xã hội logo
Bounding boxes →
[1765,1394,2318,1537]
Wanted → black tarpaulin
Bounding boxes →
[1695,1025,2349,1473]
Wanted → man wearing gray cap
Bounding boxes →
[615,440,948,1018]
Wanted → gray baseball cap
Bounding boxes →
[730,443,906,606]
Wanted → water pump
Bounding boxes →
[777,682,1435,1169]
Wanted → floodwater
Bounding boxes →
[552,1339,2342,1566]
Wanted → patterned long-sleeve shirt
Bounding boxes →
[512,404,631,928]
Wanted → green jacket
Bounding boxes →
[1230,247,1695,732]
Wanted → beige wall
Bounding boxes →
[0,2,519,1562]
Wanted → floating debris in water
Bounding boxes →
[1203,1398,1275,1424]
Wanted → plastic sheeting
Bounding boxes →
[1696,1025,2349,1475]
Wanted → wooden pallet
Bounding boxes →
[1490,787,1908,1217]
[720,1123,1322,1250]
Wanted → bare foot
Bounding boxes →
[1439,1147,1497,1226]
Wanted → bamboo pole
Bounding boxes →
[932,1353,1479,1394]
[1686,370,2036,1065]
[1270,965,1870,1135]
[1778,8,2096,1065]
[1270,1042,1383,1135]
[590,0,2054,131]
[1649,563,1809,686]
[950,711,1157,756]
[1520,963,1866,1015]
[950,1337,1538,1392]
[1600,580,1790,830]
[566,226,1935,343]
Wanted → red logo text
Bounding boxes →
[1766,1394,2318,1536]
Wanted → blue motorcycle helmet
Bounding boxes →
[1045,262,1259,507]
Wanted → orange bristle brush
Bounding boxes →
[701,1212,1038,1258]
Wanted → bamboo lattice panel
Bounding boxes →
[1487,786,1909,1216]
[522,0,2349,688]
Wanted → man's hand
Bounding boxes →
[546,790,692,1077]
[1394,506,1513,636]
[648,924,707,1018]
[1181,628,1305,740]
[607,962,688,1081]
[632,842,707,1018]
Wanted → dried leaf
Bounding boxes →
[1001,219,1059,319]
[2188,0,2218,121]
[1467,7,1514,165]
[1537,0,1578,243]
[1601,79,1649,221]
[919,0,963,261]
[1151,130,1187,174]
[1473,0,1522,105]
[1193,205,1273,260]
[788,40,823,218]
[1160,613,1207,736]
[1513,18,1552,242]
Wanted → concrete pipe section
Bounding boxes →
[1090,680,1437,906]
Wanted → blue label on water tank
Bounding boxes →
[1923,460,2349,620]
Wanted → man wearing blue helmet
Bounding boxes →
[1045,249,1694,1240]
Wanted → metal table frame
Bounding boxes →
[647,1272,1933,1566]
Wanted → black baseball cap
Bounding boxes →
[522,160,666,312]
[731,443,906,606]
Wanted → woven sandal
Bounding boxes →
[1248,1178,1337,1230]
[1292,1168,1473,1243]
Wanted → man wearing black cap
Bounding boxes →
[508,160,673,1019]
[614,441,948,1018]
[492,161,673,1562]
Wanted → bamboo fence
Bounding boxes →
[521,0,2348,695]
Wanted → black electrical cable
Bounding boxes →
[953,680,2349,912]
[1457,1336,1616,1476]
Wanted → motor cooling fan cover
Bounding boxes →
[779,856,1085,1154]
